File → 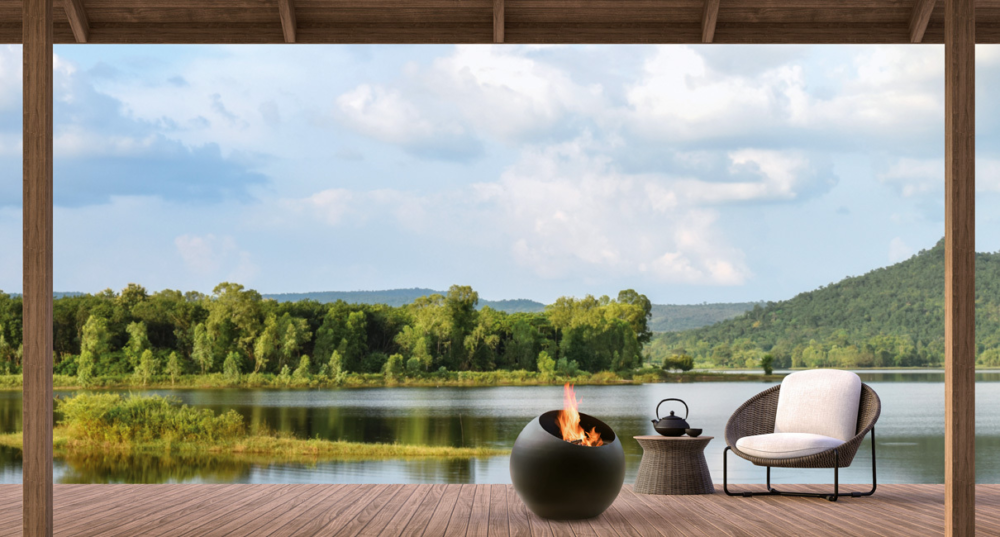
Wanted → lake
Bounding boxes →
[0,370,998,485]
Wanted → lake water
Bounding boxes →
[0,370,998,485]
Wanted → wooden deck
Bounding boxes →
[0,484,996,536]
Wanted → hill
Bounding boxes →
[650,303,760,332]
[646,239,1000,369]
[262,288,548,313]
[263,289,754,329]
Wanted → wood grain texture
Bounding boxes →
[0,485,996,535]
[21,0,53,536]
[493,0,503,42]
[910,0,936,41]
[2,0,1000,43]
[62,0,87,41]
[277,0,294,42]
[702,0,720,41]
[945,0,976,534]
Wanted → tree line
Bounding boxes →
[0,283,653,384]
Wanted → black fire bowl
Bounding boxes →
[509,410,625,520]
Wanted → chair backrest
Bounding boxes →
[773,369,862,442]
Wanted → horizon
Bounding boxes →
[3,45,1000,304]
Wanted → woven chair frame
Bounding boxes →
[724,383,881,469]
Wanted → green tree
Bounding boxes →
[293,355,312,380]
[340,311,368,372]
[537,351,556,377]
[616,289,653,345]
[328,350,344,379]
[192,323,214,374]
[223,351,242,381]
[206,282,263,362]
[253,315,278,373]
[444,285,478,369]
[133,349,159,386]
[78,315,110,385]
[166,351,183,385]
[384,353,404,381]
[125,321,151,369]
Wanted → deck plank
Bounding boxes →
[399,483,447,537]
[466,484,491,537]
[444,484,476,537]
[0,483,989,535]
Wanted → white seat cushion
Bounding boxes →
[736,433,845,460]
[774,369,862,442]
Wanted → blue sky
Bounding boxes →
[1,44,999,304]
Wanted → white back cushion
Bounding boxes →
[773,369,862,442]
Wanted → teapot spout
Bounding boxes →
[651,419,657,424]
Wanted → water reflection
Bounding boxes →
[0,376,996,485]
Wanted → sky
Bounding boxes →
[1,44,999,305]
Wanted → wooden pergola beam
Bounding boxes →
[494,0,504,43]
[702,0,720,43]
[22,0,54,535]
[278,0,295,43]
[911,0,937,43]
[944,0,976,533]
[63,0,88,43]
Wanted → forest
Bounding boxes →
[647,239,1000,369]
[0,283,653,385]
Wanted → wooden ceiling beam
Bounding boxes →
[494,0,504,43]
[702,0,721,42]
[278,0,296,43]
[63,0,89,43]
[910,0,937,42]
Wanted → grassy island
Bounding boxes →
[0,393,508,462]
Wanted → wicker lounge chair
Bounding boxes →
[723,369,880,502]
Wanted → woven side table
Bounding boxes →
[633,436,714,495]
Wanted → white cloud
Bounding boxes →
[175,234,257,283]
[888,237,914,263]
[978,158,1000,192]
[426,46,604,141]
[878,158,942,197]
[472,137,754,285]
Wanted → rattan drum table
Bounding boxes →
[633,436,714,495]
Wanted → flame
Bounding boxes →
[556,383,604,447]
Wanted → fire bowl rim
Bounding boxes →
[536,409,618,446]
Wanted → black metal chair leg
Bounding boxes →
[724,427,877,501]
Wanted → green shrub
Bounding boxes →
[57,393,244,444]
[761,354,775,375]
[662,354,694,372]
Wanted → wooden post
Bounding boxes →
[22,0,54,535]
[944,0,975,534]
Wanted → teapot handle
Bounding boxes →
[656,398,689,421]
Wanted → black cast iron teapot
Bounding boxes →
[652,398,690,437]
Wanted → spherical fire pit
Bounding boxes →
[509,409,625,519]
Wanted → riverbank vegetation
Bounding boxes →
[0,284,654,387]
[0,366,771,391]
[0,393,508,460]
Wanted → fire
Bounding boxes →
[556,383,604,447]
